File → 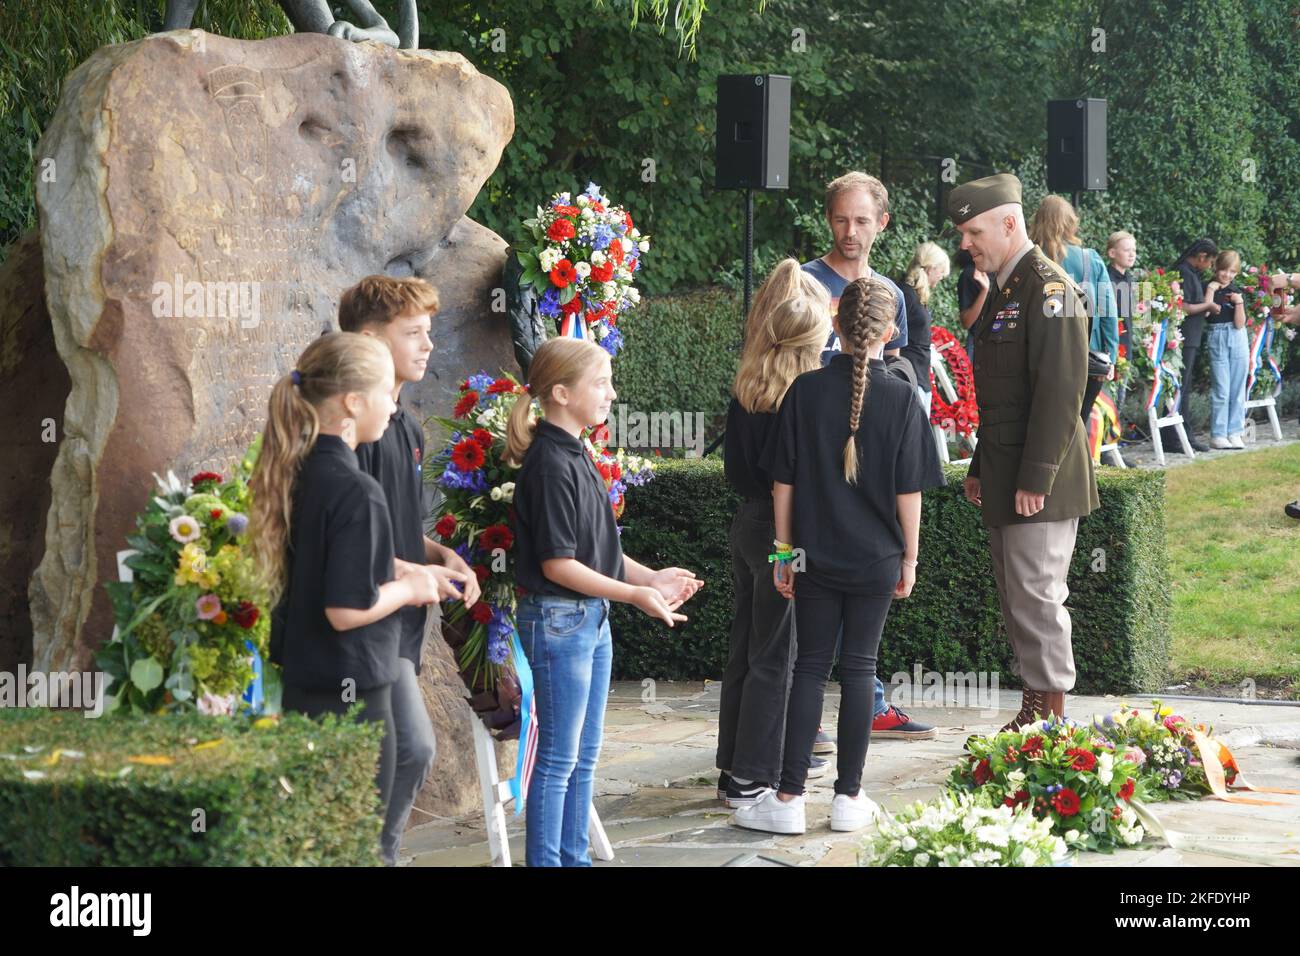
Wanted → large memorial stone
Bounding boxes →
[30,30,516,677]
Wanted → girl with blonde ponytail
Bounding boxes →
[509,336,704,866]
[250,331,440,854]
[716,259,829,809]
[732,275,944,838]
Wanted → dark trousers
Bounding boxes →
[779,575,893,797]
[1178,342,1201,423]
[283,682,397,831]
[716,499,796,783]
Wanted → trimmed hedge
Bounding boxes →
[612,460,1171,695]
[0,708,384,865]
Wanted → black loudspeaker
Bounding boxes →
[715,74,791,190]
[1047,98,1107,192]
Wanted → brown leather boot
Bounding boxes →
[999,689,1048,733]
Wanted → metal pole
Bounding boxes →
[743,188,754,322]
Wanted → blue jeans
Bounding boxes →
[516,594,612,867]
[1207,323,1249,440]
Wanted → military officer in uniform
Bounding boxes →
[947,173,1100,731]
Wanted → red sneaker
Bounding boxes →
[871,706,936,740]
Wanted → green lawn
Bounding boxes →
[1164,443,1300,696]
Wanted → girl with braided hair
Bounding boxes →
[732,276,944,836]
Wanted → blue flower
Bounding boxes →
[225,513,249,536]
[467,372,495,393]
[487,635,510,665]
[596,324,623,356]
[591,224,614,250]
[583,182,605,204]
[539,286,562,318]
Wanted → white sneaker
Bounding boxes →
[731,789,806,835]
[1230,434,1245,448]
[1210,436,1234,450]
[830,789,884,832]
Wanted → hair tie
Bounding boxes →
[290,369,302,386]
[770,341,781,351]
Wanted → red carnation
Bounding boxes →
[591,261,614,283]
[1067,747,1097,772]
[547,218,576,242]
[611,462,622,480]
[487,379,515,395]
[453,391,479,418]
[470,602,493,625]
[191,471,223,487]
[1119,778,1135,801]
[232,601,259,629]
[553,204,580,216]
[472,564,490,583]
[1052,787,1081,816]
[472,428,494,450]
[973,758,992,785]
[623,211,634,234]
[609,241,625,265]
[597,461,613,481]
[434,514,457,538]
[480,524,514,551]
[210,509,224,520]
[550,259,577,287]
[452,439,486,472]
[459,379,471,391]
[561,296,584,315]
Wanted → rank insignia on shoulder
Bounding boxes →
[1044,294,1064,317]
[1043,281,1065,297]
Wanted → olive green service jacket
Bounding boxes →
[967,245,1101,529]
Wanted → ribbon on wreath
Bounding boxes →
[1145,318,1171,412]
[1246,314,1283,399]
[558,302,589,341]
[508,629,538,815]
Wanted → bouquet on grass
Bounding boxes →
[429,371,655,687]
[859,791,1069,867]
[949,717,1150,852]
[97,442,270,716]
[513,182,649,357]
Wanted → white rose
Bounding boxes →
[476,411,492,426]
[539,250,559,273]
[638,239,650,252]
[1064,829,1080,843]
[630,228,640,239]
[626,286,641,303]
[900,835,917,852]
[591,250,607,266]
[575,261,592,279]
[577,194,589,206]
[581,207,595,220]
[914,852,930,866]
[490,487,503,501]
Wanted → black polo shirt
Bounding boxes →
[514,420,626,599]
[897,279,934,393]
[1207,283,1242,324]
[356,405,429,670]
[723,397,776,502]
[761,354,945,594]
[1178,261,1208,348]
[269,435,401,692]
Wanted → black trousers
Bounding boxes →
[779,574,893,797]
[715,499,796,783]
[283,682,397,819]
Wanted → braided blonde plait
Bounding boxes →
[837,276,898,484]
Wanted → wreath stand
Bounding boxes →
[1244,397,1283,441]
[930,338,976,466]
[470,714,614,867]
[1147,401,1194,467]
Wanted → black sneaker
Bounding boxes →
[813,727,836,754]
[806,755,830,779]
[717,771,731,800]
[725,777,774,808]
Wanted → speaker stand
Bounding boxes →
[743,188,754,321]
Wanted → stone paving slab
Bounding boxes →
[402,682,1300,867]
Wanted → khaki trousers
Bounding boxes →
[987,517,1079,693]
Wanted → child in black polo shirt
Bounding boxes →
[250,332,440,859]
[339,274,479,866]
[506,337,704,866]
[716,258,830,809]
[734,276,944,836]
